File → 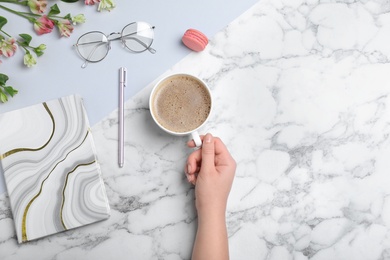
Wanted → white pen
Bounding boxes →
[119,67,127,168]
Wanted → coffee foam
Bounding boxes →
[152,75,211,133]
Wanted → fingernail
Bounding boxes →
[187,163,192,174]
[186,173,191,182]
[205,133,212,143]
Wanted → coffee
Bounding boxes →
[151,75,211,133]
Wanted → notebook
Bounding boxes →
[0,95,110,243]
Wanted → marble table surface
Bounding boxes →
[2,0,390,259]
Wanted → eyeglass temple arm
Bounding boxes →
[109,29,146,41]
[123,36,156,53]
[110,28,156,53]
[75,40,106,47]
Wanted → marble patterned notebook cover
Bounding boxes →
[0,95,110,243]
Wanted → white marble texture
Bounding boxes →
[1,0,390,259]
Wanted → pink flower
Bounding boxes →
[34,15,55,35]
[27,0,47,14]
[56,20,74,37]
[0,38,17,58]
[84,0,100,5]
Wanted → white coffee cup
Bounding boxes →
[149,73,212,147]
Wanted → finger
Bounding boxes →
[185,154,200,185]
[186,149,202,174]
[187,135,205,148]
[185,162,195,185]
[214,137,236,167]
[186,171,196,185]
[200,133,215,172]
[213,137,227,154]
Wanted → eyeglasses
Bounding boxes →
[74,21,156,68]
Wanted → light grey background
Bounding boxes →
[0,0,259,194]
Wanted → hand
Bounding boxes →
[186,133,236,260]
[185,133,236,218]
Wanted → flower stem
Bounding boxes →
[49,15,69,21]
[18,43,29,52]
[0,29,11,38]
[0,4,35,23]
[17,11,44,17]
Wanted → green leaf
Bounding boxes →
[0,16,7,31]
[61,0,79,2]
[0,90,8,103]
[0,73,9,85]
[0,75,16,103]
[19,34,32,45]
[4,86,18,97]
[64,13,72,20]
[48,4,61,16]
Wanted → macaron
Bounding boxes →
[182,29,208,52]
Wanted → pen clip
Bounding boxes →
[120,67,127,87]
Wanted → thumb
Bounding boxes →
[201,133,215,172]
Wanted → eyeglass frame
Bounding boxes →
[74,21,156,68]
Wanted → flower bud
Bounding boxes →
[37,44,46,51]
[34,44,46,57]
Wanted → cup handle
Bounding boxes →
[191,131,202,147]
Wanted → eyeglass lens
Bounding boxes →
[77,32,109,63]
[121,22,154,53]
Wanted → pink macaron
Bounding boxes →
[182,29,208,52]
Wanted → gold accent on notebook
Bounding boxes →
[21,130,91,242]
[60,160,96,230]
[0,103,55,160]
